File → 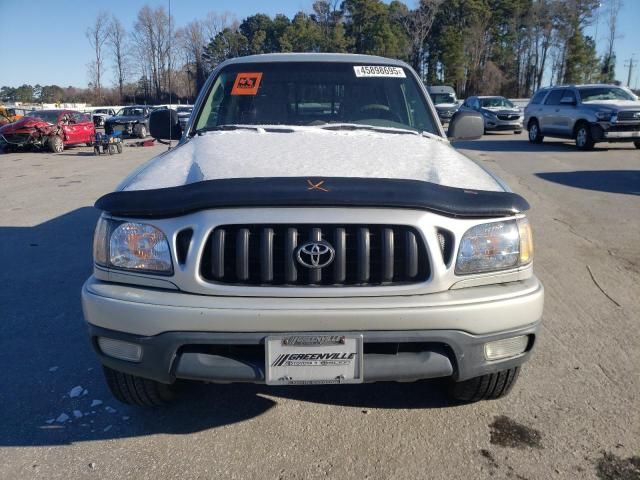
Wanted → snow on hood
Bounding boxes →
[435,103,459,109]
[483,106,520,113]
[121,127,504,192]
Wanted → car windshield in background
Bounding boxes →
[194,62,437,134]
[579,87,636,102]
[95,109,111,114]
[430,93,456,104]
[118,108,144,116]
[480,97,515,108]
[26,111,59,124]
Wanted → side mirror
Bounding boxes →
[560,97,576,105]
[447,111,484,140]
[149,108,182,140]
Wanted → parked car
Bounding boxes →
[524,84,640,150]
[427,85,459,124]
[0,109,95,152]
[83,53,543,406]
[462,96,523,134]
[104,106,152,138]
[176,106,193,129]
[92,108,116,127]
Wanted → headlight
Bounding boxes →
[455,217,533,275]
[93,217,173,274]
[482,111,496,118]
[595,110,614,121]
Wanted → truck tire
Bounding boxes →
[575,122,595,150]
[136,125,147,139]
[634,141,640,149]
[448,367,520,402]
[527,120,543,143]
[103,366,175,407]
[49,135,64,153]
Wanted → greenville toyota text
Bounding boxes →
[82,53,544,406]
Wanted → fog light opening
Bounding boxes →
[484,335,528,361]
[97,337,143,363]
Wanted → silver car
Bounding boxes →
[462,96,523,134]
[524,84,640,150]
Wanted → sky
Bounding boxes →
[0,0,638,89]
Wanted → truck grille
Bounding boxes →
[200,224,430,286]
[617,111,640,122]
[497,114,520,121]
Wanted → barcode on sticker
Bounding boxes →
[354,66,406,78]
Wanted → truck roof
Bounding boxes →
[220,52,410,68]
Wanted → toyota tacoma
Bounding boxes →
[82,53,543,406]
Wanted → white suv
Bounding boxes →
[82,54,543,406]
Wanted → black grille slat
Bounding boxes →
[236,228,250,281]
[334,228,346,284]
[617,111,640,121]
[211,229,225,278]
[284,228,298,283]
[381,228,394,282]
[357,228,370,283]
[201,224,428,286]
[260,228,274,282]
[405,231,418,279]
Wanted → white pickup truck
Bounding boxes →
[82,53,543,407]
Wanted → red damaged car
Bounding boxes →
[0,109,95,153]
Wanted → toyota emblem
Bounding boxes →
[296,241,335,269]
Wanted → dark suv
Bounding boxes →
[524,84,640,150]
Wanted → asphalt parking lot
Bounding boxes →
[1,133,638,480]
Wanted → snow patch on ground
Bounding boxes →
[123,128,503,192]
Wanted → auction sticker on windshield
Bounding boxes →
[231,72,263,95]
[266,334,363,385]
[354,65,406,78]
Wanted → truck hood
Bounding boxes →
[582,100,640,109]
[121,127,504,192]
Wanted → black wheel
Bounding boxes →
[108,144,116,155]
[49,135,64,153]
[634,141,640,149]
[102,366,175,407]
[448,367,520,403]
[116,142,123,154]
[94,146,100,156]
[514,130,522,134]
[527,120,543,143]
[575,123,594,150]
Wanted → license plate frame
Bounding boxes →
[265,334,364,386]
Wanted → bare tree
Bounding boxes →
[400,0,443,78]
[602,0,622,81]
[86,13,109,103]
[107,16,128,103]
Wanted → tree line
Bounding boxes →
[0,0,625,106]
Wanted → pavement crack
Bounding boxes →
[586,264,622,308]
[553,217,595,245]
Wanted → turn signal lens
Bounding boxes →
[484,335,528,361]
[517,217,534,265]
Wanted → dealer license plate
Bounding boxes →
[265,334,363,385]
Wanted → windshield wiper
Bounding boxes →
[320,123,418,136]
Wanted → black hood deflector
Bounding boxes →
[95,177,529,219]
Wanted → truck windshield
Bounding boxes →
[430,93,456,105]
[194,62,437,134]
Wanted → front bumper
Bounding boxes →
[484,117,523,131]
[591,121,640,142]
[82,276,543,384]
